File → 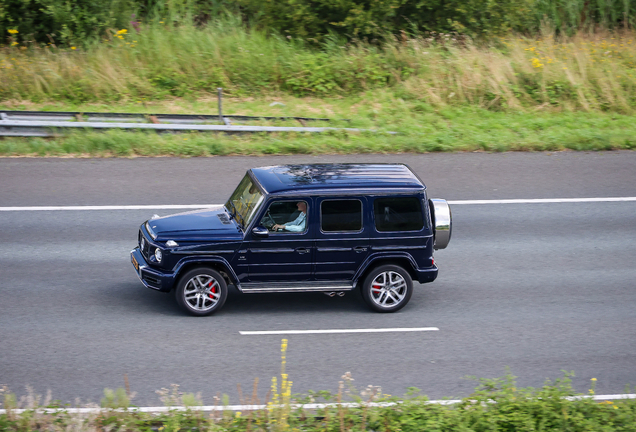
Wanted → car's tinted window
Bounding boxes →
[374,197,423,232]
[321,200,362,232]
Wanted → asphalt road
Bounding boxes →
[1,152,635,406]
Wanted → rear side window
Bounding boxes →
[321,200,362,232]
[374,197,423,232]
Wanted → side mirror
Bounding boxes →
[252,226,269,238]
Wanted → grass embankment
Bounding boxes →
[1,20,636,156]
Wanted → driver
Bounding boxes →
[272,202,307,232]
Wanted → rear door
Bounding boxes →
[314,197,369,282]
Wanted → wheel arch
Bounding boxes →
[354,253,418,287]
[173,257,238,290]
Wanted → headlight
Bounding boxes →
[154,248,163,262]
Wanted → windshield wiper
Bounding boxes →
[226,201,237,219]
[235,211,246,229]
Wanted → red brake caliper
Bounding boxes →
[372,284,382,292]
[208,281,216,298]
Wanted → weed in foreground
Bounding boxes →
[1,341,636,431]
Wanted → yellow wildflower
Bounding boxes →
[8,29,18,34]
[71,46,76,50]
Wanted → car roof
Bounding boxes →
[249,164,425,196]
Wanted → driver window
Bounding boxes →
[259,201,308,234]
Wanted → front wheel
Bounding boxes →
[361,265,413,313]
[175,267,228,316]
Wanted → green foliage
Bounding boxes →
[0,0,137,46]
[2,0,636,47]
[240,0,538,41]
[534,0,636,34]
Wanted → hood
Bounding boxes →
[146,206,243,241]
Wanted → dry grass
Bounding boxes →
[395,30,636,112]
[0,22,635,113]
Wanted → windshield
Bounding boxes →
[225,174,264,229]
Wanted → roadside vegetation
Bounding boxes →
[2,20,636,111]
[1,1,635,155]
[2,340,636,431]
[1,100,636,156]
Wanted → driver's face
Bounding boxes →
[297,202,307,213]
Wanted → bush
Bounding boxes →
[0,0,137,46]
[2,0,636,47]
[238,0,636,41]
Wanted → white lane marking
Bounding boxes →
[240,327,439,335]
[0,204,219,211]
[448,197,636,205]
[2,394,634,414]
[1,197,636,211]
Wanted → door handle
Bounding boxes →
[354,247,368,253]
[295,248,310,254]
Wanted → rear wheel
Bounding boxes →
[361,265,413,313]
[175,267,228,316]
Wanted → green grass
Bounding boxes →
[1,93,635,156]
[1,374,635,432]
[2,17,636,113]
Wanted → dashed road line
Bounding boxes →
[239,327,439,335]
[448,197,636,205]
[0,204,220,211]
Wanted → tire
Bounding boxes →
[175,267,228,316]
[361,265,413,313]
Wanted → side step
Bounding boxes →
[239,281,354,294]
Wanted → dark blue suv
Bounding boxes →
[131,164,451,315]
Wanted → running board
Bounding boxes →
[239,282,355,294]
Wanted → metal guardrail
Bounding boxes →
[0,110,365,137]
[0,110,336,124]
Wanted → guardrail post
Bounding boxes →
[217,88,223,124]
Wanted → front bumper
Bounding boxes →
[130,247,175,292]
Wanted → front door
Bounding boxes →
[246,198,314,282]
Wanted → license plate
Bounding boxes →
[132,255,139,271]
